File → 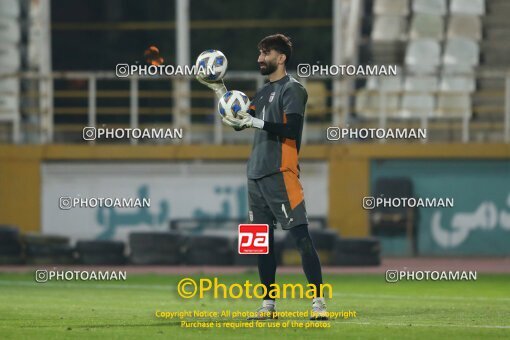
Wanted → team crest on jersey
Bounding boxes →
[269,92,275,103]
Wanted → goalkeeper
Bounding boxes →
[197,34,328,321]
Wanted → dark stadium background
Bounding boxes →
[0,0,509,338]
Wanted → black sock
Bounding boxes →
[257,226,276,300]
[289,224,324,296]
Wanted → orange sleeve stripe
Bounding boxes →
[280,112,299,175]
[282,171,304,210]
[280,139,299,174]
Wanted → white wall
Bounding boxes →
[41,161,328,243]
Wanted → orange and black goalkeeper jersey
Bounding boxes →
[247,74,308,179]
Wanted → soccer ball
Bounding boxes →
[195,49,228,81]
[218,90,250,118]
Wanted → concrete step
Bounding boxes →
[475,78,505,91]
[472,95,504,107]
[488,5,510,12]
[484,29,510,41]
[481,53,510,66]
[484,20,510,30]
[364,42,405,65]
[482,16,510,29]
[480,39,510,55]
[487,0,510,11]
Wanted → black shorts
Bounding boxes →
[248,171,308,230]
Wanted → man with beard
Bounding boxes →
[197,34,328,321]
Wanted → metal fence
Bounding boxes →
[0,69,509,144]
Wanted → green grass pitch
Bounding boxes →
[1,271,509,339]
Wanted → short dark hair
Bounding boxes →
[258,34,292,65]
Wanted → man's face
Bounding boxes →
[258,49,281,75]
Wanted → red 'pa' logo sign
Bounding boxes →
[238,224,269,254]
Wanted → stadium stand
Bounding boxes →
[362,0,501,140]
[0,0,507,144]
[443,38,479,71]
[0,0,21,142]
[412,0,447,16]
[371,15,407,41]
[373,0,409,16]
[404,39,441,74]
[447,15,482,41]
[450,0,485,15]
[409,14,444,40]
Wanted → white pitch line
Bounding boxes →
[341,321,510,330]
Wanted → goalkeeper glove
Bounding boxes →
[221,116,246,131]
[196,76,227,99]
[223,110,264,130]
